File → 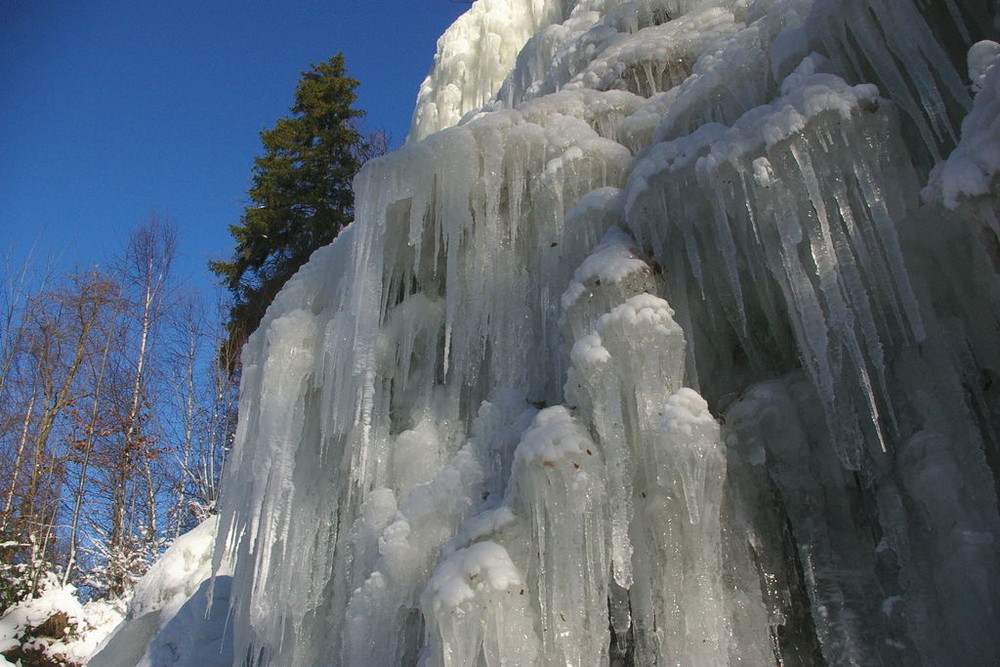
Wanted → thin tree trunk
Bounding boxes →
[172,320,198,536]
[1,392,36,534]
[128,269,157,551]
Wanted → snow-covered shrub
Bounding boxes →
[0,573,123,666]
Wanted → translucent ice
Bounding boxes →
[129,1,1000,664]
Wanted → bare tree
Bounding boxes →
[0,215,235,607]
[61,281,123,585]
[103,215,176,595]
[0,268,119,604]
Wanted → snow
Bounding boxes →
[511,404,590,466]
[561,225,652,309]
[0,576,123,666]
[422,541,523,614]
[117,0,1000,664]
[88,516,232,666]
[128,516,219,620]
[660,386,715,436]
[421,541,538,666]
[969,39,1000,92]
[923,40,1000,209]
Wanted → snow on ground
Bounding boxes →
[88,515,232,667]
[0,517,229,666]
[0,575,124,666]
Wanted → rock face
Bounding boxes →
[207,1,1000,664]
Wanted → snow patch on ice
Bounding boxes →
[660,386,716,436]
[924,41,1000,208]
[513,404,591,466]
[422,541,522,614]
[128,516,219,621]
[562,226,651,308]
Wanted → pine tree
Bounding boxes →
[211,54,377,368]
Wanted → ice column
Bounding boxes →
[421,541,539,667]
[562,227,764,663]
[511,406,610,665]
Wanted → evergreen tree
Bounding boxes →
[211,54,377,368]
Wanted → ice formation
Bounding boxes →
[124,0,1000,664]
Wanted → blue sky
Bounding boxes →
[1,0,468,293]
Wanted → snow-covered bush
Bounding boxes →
[0,573,123,666]
[0,540,45,617]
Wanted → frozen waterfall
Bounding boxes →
[99,0,1000,664]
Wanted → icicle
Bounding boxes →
[805,0,974,164]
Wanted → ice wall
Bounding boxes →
[210,0,1000,664]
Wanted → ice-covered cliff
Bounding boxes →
[121,0,1000,664]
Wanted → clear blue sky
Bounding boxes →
[1,0,468,293]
